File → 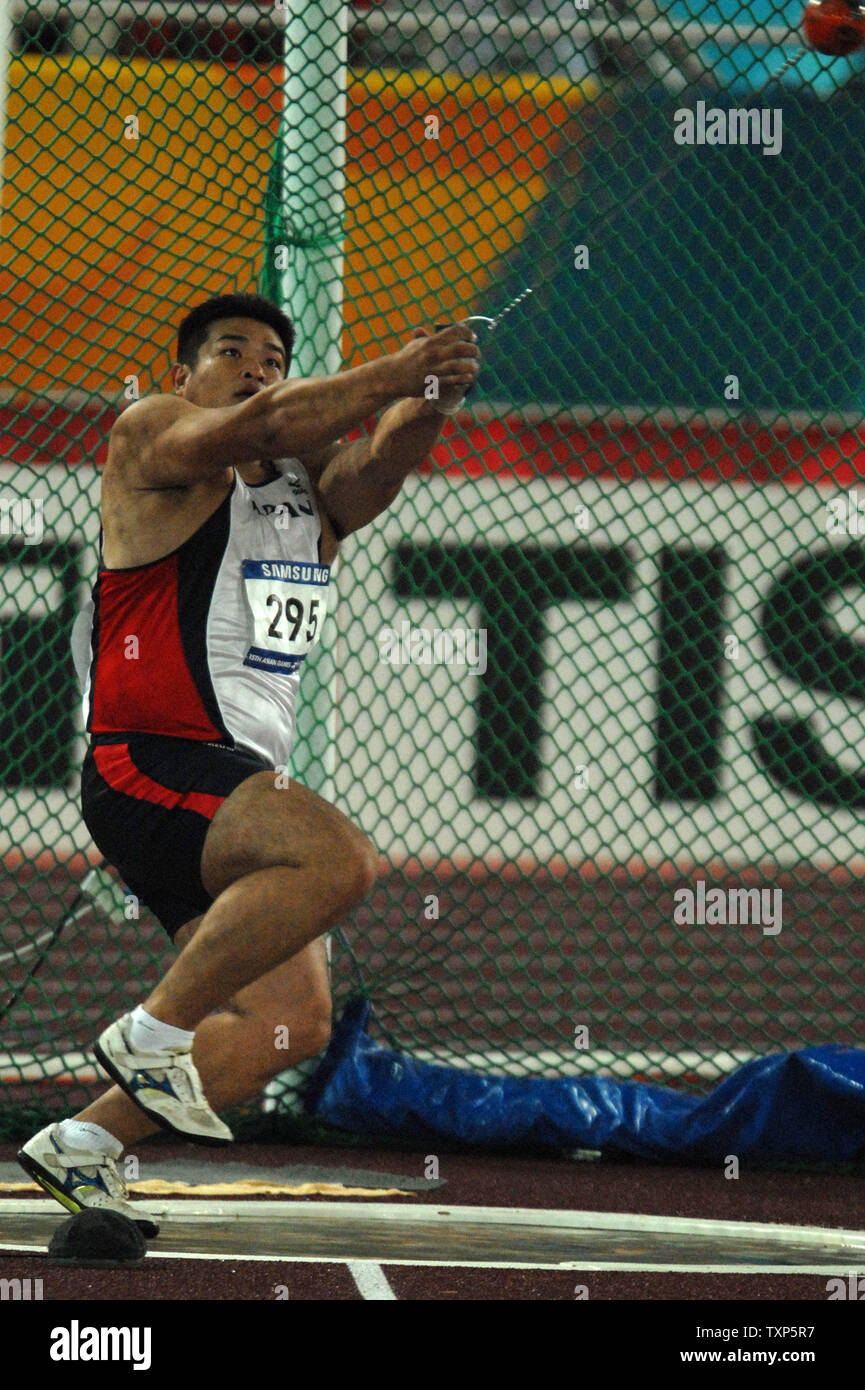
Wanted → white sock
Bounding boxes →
[57,1119,123,1159]
[128,1005,195,1053]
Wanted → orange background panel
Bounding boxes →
[1,58,593,396]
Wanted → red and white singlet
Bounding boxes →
[74,459,331,770]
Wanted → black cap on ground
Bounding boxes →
[48,1208,148,1267]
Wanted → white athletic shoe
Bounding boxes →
[17,1123,159,1237]
[94,1012,233,1146]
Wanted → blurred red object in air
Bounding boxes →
[802,0,865,55]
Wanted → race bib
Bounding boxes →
[241,559,330,675]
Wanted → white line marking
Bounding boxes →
[346,1260,397,1298]
[0,1241,858,1275]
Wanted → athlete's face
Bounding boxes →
[174,317,287,407]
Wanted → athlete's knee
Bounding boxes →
[201,773,377,905]
[279,1010,332,1066]
[258,1015,332,1074]
[335,829,377,910]
[229,1000,332,1075]
[267,827,375,921]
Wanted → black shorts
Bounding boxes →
[81,733,273,940]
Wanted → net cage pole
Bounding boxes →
[274,0,347,804]
[264,0,348,1115]
[0,0,10,225]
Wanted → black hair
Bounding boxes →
[176,293,294,375]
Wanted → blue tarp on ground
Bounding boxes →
[307,997,865,1161]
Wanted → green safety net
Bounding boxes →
[1,1,864,1145]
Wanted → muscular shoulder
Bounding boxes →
[102,403,231,568]
[107,398,231,493]
[109,396,179,471]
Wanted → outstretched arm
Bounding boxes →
[111,324,476,490]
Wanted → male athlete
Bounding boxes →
[18,292,479,1230]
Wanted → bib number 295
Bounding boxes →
[266,593,320,644]
[242,558,331,676]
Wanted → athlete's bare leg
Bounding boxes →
[138,771,376,1029]
[71,773,372,1147]
[74,928,332,1151]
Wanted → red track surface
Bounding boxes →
[2,1140,862,1301]
[4,863,865,1303]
